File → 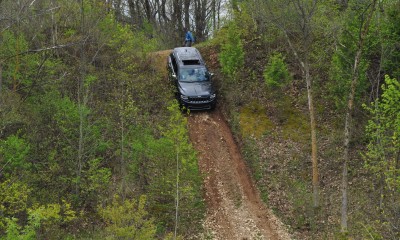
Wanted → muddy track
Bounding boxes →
[152,50,291,239]
[188,110,291,240]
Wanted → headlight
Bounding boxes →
[210,93,216,99]
[181,95,189,100]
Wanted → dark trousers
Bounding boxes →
[184,40,192,47]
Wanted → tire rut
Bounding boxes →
[188,110,291,240]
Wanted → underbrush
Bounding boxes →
[199,39,397,239]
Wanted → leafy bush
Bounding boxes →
[364,75,400,192]
[0,180,30,232]
[98,195,156,240]
[2,201,76,240]
[363,75,400,238]
[263,53,291,89]
[218,22,244,80]
[0,135,31,177]
[128,102,204,236]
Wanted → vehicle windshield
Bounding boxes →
[179,67,209,82]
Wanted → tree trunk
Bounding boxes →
[174,148,180,239]
[172,0,183,42]
[341,47,362,232]
[217,0,221,29]
[0,63,2,98]
[194,0,207,41]
[77,0,86,197]
[0,62,3,138]
[283,29,319,208]
[113,0,123,21]
[161,0,168,23]
[305,63,319,208]
[178,0,183,37]
[120,88,126,200]
[184,0,190,30]
[211,0,216,33]
[340,0,377,232]
[142,0,152,22]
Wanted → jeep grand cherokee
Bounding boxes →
[167,47,217,110]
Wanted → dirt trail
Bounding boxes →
[188,111,291,240]
[153,50,291,240]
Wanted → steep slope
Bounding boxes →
[189,111,291,239]
[153,49,291,239]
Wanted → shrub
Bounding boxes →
[263,53,291,89]
[98,195,156,240]
[218,22,244,80]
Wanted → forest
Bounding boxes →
[0,0,399,239]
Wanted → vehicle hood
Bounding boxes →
[178,81,214,96]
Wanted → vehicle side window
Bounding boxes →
[170,54,178,74]
[168,56,173,71]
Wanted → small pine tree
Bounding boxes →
[263,53,291,89]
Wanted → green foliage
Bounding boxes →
[4,217,36,240]
[233,2,258,39]
[24,90,111,209]
[242,137,263,182]
[263,53,291,89]
[98,195,156,240]
[328,38,369,111]
[381,1,400,79]
[362,75,400,239]
[81,158,111,199]
[163,232,184,240]
[29,201,77,231]
[358,222,384,240]
[128,102,204,236]
[364,75,400,192]
[239,101,274,138]
[162,102,204,234]
[129,128,177,230]
[99,13,158,62]
[0,180,30,231]
[287,179,313,229]
[0,30,40,91]
[282,106,311,144]
[2,202,76,240]
[0,134,31,176]
[0,0,195,238]
[326,0,381,111]
[218,22,244,80]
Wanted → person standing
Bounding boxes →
[184,29,194,47]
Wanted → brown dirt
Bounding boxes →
[153,49,292,240]
[188,110,291,240]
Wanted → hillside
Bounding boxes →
[189,109,290,239]
[1,0,399,239]
[155,49,291,239]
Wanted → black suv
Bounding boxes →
[167,47,216,110]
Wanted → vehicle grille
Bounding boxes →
[188,96,210,103]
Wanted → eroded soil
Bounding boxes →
[188,110,291,240]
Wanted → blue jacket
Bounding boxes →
[185,31,194,42]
